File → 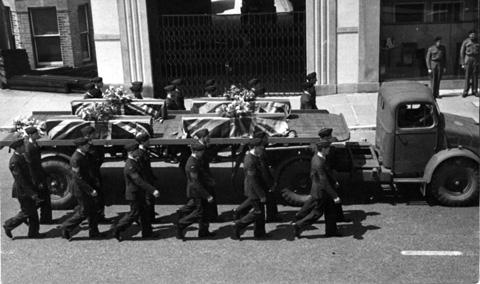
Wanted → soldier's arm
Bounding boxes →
[460,40,467,65]
[443,47,447,67]
[129,167,157,195]
[189,170,211,199]
[425,47,432,70]
[11,163,37,197]
[71,159,96,195]
[245,158,266,199]
[318,160,338,200]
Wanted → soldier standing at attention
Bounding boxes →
[300,81,315,110]
[3,139,44,239]
[83,83,102,99]
[61,137,104,240]
[233,132,270,240]
[164,85,178,110]
[114,143,160,241]
[130,81,144,99]
[305,72,318,109]
[171,78,186,110]
[135,132,158,222]
[176,142,215,241]
[291,128,342,238]
[204,85,217,97]
[426,37,447,99]
[91,77,104,94]
[24,126,52,224]
[460,30,480,97]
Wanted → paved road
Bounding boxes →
[1,149,478,283]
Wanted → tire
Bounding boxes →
[276,155,312,207]
[429,158,479,206]
[42,158,76,210]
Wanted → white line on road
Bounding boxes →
[401,250,464,256]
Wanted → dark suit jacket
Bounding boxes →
[24,139,46,185]
[310,154,338,200]
[135,147,156,184]
[185,155,210,199]
[243,152,266,200]
[9,153,37,199]
[124,158,156,201]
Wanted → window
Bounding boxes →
[78,4,92,61]
[432,2,463,22]
[397,103,435,128]
[29,7,62,65]
[394,3,425,23]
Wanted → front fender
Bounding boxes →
[423,148,480,183]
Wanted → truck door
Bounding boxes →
[394,103,438,176]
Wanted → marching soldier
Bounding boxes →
[91,77,104,94]
[83,83,102,99]
[114,143,160,241]
[233,132,270,240]
[135,132,158,222]
[3,139,44,239]
[61,137,104,240]
[426,37,447,99]
[171,78,186,110]
[164,85,178,110]
[460,30,480,97]
[176,142,215,240]
[24,126,52,224]
[130,81,144,99]
[80,126,109,223]
[292,128,342,238]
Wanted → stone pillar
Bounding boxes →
[358,0,380,92]
[117,0,153,97]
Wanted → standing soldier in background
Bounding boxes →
[83,83,102,99]
[91,77,104,94]
[171,78,186,110]
[24,126,52,224]
[204,85,218,97]
[135,132,158,222]
[305,72,318,109]
[460,30,479,97]
[164,85,178,110]
[61,137,104,241]
[3,139,44,239]
[426,36,447,99]
[114,143,160,241]
[300,81,315,110]
[130,81,144,99]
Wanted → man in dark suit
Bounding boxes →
[135,132,158,222]
[3,139,44,239]
[426,36,447,99]
[176,142,215,240]
[61,137,104,241]
[233,132,270,240]
[114,142,160,241]
[292,128,342,238]
[171,78,186,110]
[81,126,108,223]
[24,126,52,224]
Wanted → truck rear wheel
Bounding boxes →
[429,158,479,206]
[42,159,76,210]
[276,155,311,207]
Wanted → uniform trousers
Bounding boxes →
[430,61,444,98]
[464,58,479,95]
[62,200,99,235]
[116,198,152,236]
[37,183,52,222]
[295,197,338,235]
[4,197,39,237]
[235,198,266,237]
[178,198,209,233]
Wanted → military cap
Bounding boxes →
[124,142,139,152]
[317,127,337,147]
[205,79,215,86]
[306,72,317,80]
[9,138,25,150]
[25,126,38,135]
[91,77,103,83]
[164,85,175,92]
[171,78,183,85]
[434,36,442,42]
[195,128,209,139]
[74,137,90,146]
[81,126,95,136]
[248,78,259,87]
[250,131,268,146]
[135,132,150,143]
[85,82,95,90]
[130,81,143,92]
[468,30,476,34]
[205,85,216,92]
[190,142,206,152]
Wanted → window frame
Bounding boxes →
[393,2,426,24]
[29,7,63,66]
[396,102,438,131]
[431,1,464,23]
[78,4,92,62]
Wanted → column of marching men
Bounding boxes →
[3,125,348,241]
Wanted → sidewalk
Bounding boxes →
[0,88,478,130]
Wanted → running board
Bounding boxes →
[393,178,426,183]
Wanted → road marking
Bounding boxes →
[401,250,463,256]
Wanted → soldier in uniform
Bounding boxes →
[176,142,215,240]
[460,30,480,97]
[300,81,315,110]
[130,81,143,99]
[24,126,52,224]
[196,129,219,221]
[233,132,270,240]
[171,78,186,110]
[91,77,104,94]
[80,126,108,223]
[291,128,342,238]
[164,85,178,110]
[426,37,447,99]
[305,72,318,109]
[3,139,44,239]
[61,137,104,240]
[248,78,266,98]
[113,143,160,241]
[204,85,218,97]
[135,132,158,222]
[83,83,102,99]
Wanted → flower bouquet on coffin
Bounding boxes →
[12,115,46,137]
[103,86,134,114]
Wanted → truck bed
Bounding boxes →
[0,109,350,147]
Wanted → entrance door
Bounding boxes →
[394,103,438,176]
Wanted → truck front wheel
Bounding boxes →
[275,155,312,207]
[42,158,76,210]
[429,158,479,206]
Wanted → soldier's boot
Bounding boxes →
[232,222,243,240]
[3,225,13,239]
[292,223,302,239]
[266,197,279,222]
[61,229,73,241]
[176,225,186,241]
[198,223,215,238]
